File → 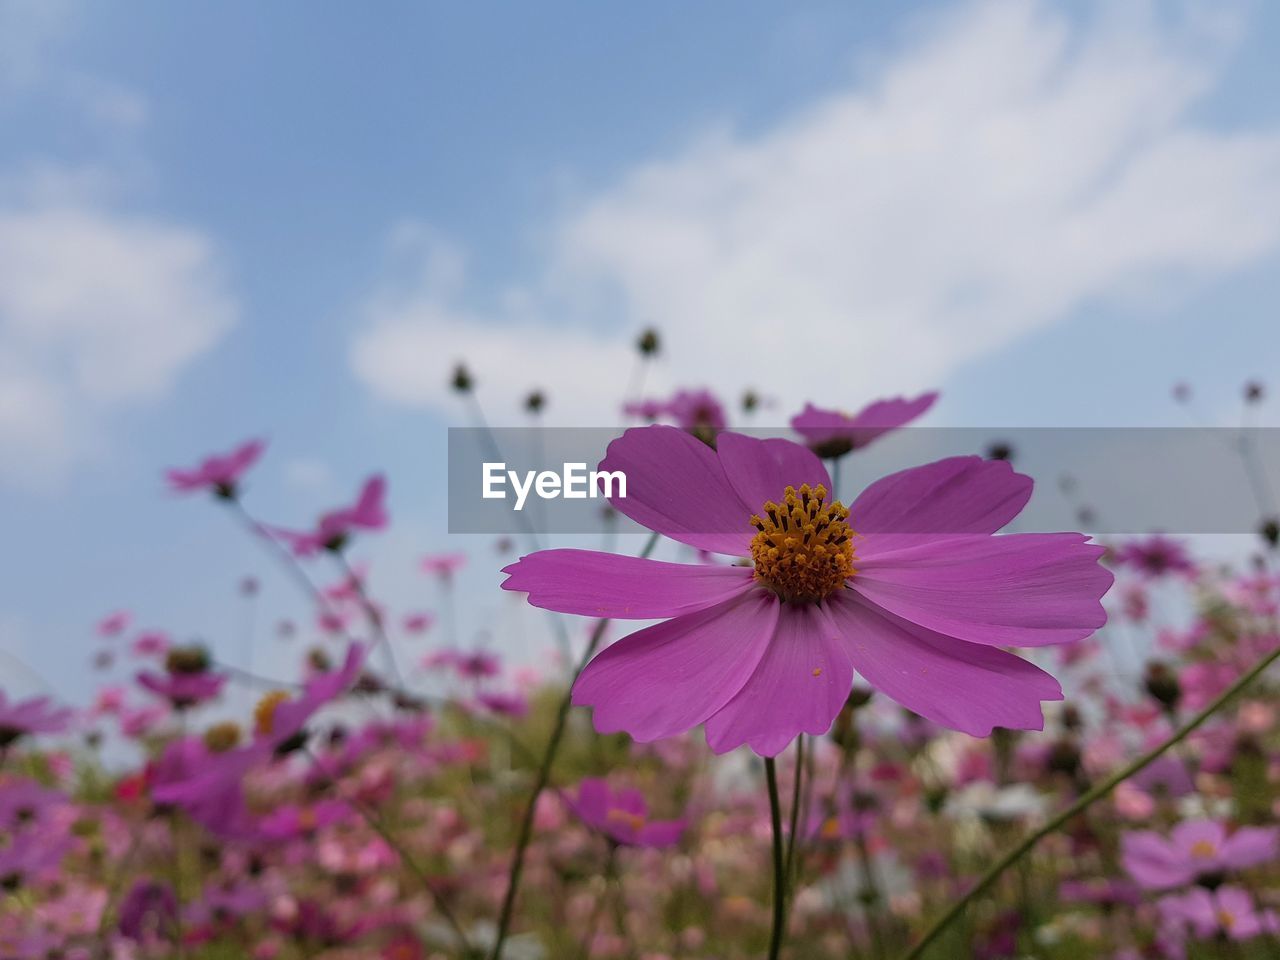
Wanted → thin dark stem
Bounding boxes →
[336,552,405,687]
[488,531,660,960]
[901,641,1280,960]
[782,734,805,884]
[765,757,787,960]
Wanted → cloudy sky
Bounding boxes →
[3,0,1280,703]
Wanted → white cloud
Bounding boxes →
[351,0,1280,421]
[0,201,237,487]
[0,2,236,488]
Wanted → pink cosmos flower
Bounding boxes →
[502,426,1111,755]
[402,612,435,634]
[152,644,365,838]
[1122,820,1279,890]
[96,610,132,637]
[131,631,171,658]
[136,670,227,710]
[0,693,74,747]
[476,691,528,718]
[166,438,265,498]
[790,392,938,458]
[568,778,685,848]
[421,552,467,580]
[271,475,388,556]
[1158,886,1278,941]
[625,388,727,439]
[1114,535,1196,578]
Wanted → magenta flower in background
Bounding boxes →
[165,438,265,498]
[96,610,132,638]
[152,644,366,838]
[136,670,227,711]
[502,425,1110,755]
[271,474,388,556]
[790,392,938,458]
[1122,820,1279,890]
[0,692,73,747]
[421,552,467,580]
[625,388,727,440]
[569,777,685,848]
[1159,886,1277,941]
[1114,534,1197,579]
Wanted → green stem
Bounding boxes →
[765,757,787,960]
[489,530,660,960]
[783,734,805,885]
[901,642,1280,960]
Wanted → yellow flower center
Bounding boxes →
[202,722,242,753]
[1217,909,1235,930]
[254,691,291,737]
[605,809,647,833]
[750,484,855,603]
[1190,839,1217,859]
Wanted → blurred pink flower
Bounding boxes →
[1123,819,1278,890]
[1114,535,1196,579]
[0,693,73,746]
[166,438,265,498]
[790,392,937,458]
[625,388,727,437]
[271,475,388,556]
[503,426,1111,755]
[569,778,685,848]
[96,610,131,637]
[1159,886,1278,941]
[421,552,467,579]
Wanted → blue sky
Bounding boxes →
[3,0,1280,707]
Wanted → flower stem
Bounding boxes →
[901,642,1280,960]
[782,734,805,885]
[765,756,787,960]
[488,530,660,960]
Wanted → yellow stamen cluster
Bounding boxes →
[203,722,242,754]
[750,484,855,603]
[254,691,291,738]
[1190,839,1217,859]
[606,809,647,833]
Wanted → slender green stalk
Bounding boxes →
[765,757,788,960]
[901,643,1280,960]
[783,734,805,885]
[488,530,660,960]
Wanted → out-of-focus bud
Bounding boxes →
[524,390,546,414]
[1061,704,1083,732]
[307,647,332,673]
[1259,517,1279,549]
[1143,661,1181,712]
[1244,380,1265,404]
[451,363,474,394]
[165,645,211,675]
[985,441,1013,462]
[1047,737,1082,777]
[741,389,759,414]
[636,328,660,357]
[1172,381,1192,403]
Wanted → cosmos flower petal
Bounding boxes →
[1122,831,1196,890]
[703,602,853,757]
[824,592,1062,736]
[598,425,755,556]
[1219,826,1279,869]
[501,549,757,618]
[850,456,1033,542]
[715,432,832,511]
[791,392,937,450]
[573,590,779,743]
[851,533,1112,647]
